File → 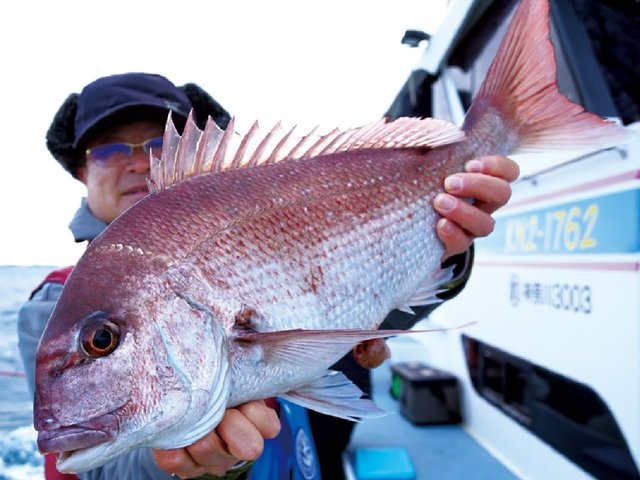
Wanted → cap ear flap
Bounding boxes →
[180,83,231,130]
[46,93,84,178]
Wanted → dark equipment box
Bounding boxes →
[390,362,461,425]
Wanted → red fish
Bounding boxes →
[34,0,629,473]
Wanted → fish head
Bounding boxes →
[34,253,230,473]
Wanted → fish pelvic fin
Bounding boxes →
[281,371,388,421]
[463,0,629,155]
[148,114,464,192]
[397,265,455,314]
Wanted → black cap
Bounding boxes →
[46,72,231,178]
[72,73,192,149]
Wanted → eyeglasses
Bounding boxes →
[85,137,163,165]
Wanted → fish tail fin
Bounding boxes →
[463,0,629,154]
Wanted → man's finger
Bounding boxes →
[153,446,203,479]
[435,194,495,238]
[353,339,391,369]
[236,401,281,439]
[465,155,520,182]
[437,218,474,260]
[215,407,268,462]
[444,173,512,213]
[185,429,237,472]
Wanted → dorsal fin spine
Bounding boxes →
[286,125,321,159]
[161,115,181,189]
[211,117,236,172]
[248,121,282,166]
[231,120,260,169]
[200,117,225,173]
[176,111,202,182]
[301,128,341,159]
[266,124,299,164]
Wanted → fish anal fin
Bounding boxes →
[281,371,388,421]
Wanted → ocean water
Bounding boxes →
[0,265,59,480]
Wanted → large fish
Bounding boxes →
[35,0,629,473]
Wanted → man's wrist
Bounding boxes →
[187,460,254,480]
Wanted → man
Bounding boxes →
[18,72,518,480]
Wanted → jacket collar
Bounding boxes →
[68,198,108,243]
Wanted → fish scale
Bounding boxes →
[168,148,444,332]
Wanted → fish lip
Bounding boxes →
[37,413,118,455]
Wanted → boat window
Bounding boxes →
[387,0,636,123]
[462,335,640,480]
[437,0,602,118]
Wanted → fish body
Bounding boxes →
[34,0,630,473]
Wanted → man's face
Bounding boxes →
[77,121,164,224]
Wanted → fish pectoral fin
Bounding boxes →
[281,371,388,421]
[397,265,455,314]
[235,328,408,367]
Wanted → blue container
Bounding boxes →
[354,447,416,480]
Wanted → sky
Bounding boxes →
[0,0,449,266]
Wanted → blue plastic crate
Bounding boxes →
[354,447,416,480]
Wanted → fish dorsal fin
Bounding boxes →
[148,112,464,192]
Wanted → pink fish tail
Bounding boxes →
[463,0,627,155]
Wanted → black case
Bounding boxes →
[391,362,461,425]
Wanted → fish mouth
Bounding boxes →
[37,413,118,456]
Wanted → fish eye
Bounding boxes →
[80,316,120,358]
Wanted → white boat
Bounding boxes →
[347,1,640,479]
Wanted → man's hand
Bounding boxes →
[153,400,281,479]
[435,155,520,260]
[353,338,391,369]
